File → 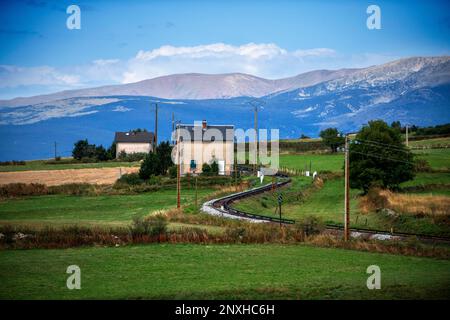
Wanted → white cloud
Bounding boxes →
[0,65,80,88]
[122,43,338,83]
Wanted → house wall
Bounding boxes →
[116,142,152,158]
[177,140,234,175]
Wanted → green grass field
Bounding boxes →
[413,149,450,170]
[280,153,344,172]
[400,172,450,187]
[0,188,214,228]
[0,160,140,172]
[1,244,448,299]
[409,137,450,148]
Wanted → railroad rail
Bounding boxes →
[204,174,295,224]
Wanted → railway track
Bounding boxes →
[208,174,295,224]
[202,173,450,244]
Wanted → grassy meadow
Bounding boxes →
[1,244,449,300]
[0,187,216,230]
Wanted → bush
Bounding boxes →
[169,166,178,178]
[129,214,168,238]
[0,160,26,166]
[117,173,143,185]
[0,183,48,198]
[414,159,432,173]
[146,214,168,237]
[139,152,160,179]
[118,151,147,162]
[296,216,325,236]
[201,163,212,175]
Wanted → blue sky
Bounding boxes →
[0,0,449,99]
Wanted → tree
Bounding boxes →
[201,163,212,176]
[391,121,401,133]
[138,141,174,179]
[349,120,415,193]
[107,142,116,160]
[72,139,96,160]
[139,152,161,179]
[210,161,219,175]
[95,145,108,161]
[155,141,173,175]
[319,128,345,152]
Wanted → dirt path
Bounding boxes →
[0,167,139,186]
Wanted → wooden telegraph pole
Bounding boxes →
[254,105,258,174]
[344,134,350,241]
[172,112,175,145]
[406,125,409,147]
[177,128,181,210]
[154,103,158,151]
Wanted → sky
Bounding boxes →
[0,0,449,99]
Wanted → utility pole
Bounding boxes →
[172,112,175,145]
[54,141,57,160]
[406,125,409,147]
[234,152,238,191]
[195,175,198,208]
[154,103,158,151]
[177,131,181,210]
[344,134,350,241]
[254,105,258,174]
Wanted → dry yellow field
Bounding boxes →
[0,167,139,186]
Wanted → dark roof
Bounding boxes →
[115,131,154,143]
[176,124,234,142]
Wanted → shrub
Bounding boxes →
[129,214,168,238]
[117,173,143,185]
[0,183,48,198]
[296,216,325,236]
[129,215,151,237]
[414,159,432,173]
[169,165,178,178]
[0,160,26,166]
[210,161,219,175]
[48,183,96,196]
[360,187,389,212]
[118,151,147,162]
[201,163,212,175]
[139,152,160,179]
[146,214,168,237]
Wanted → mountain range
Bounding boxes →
[0,56,449,160]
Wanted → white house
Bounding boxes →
[174,120,234,175]
[115,131,154,158]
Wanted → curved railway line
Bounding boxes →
[203,174,450,245]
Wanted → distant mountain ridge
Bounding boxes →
[0,69,360,107]
[1,56,448,107]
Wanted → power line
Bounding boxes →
[349,150,415,165]
[354,138,411,152]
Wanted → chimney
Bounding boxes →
[202,120,207,130]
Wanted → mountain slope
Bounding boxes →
[0,70,360,107]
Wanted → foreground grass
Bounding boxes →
[0,188,214,227]
[0,160,140,172]
[0,244,448,299]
